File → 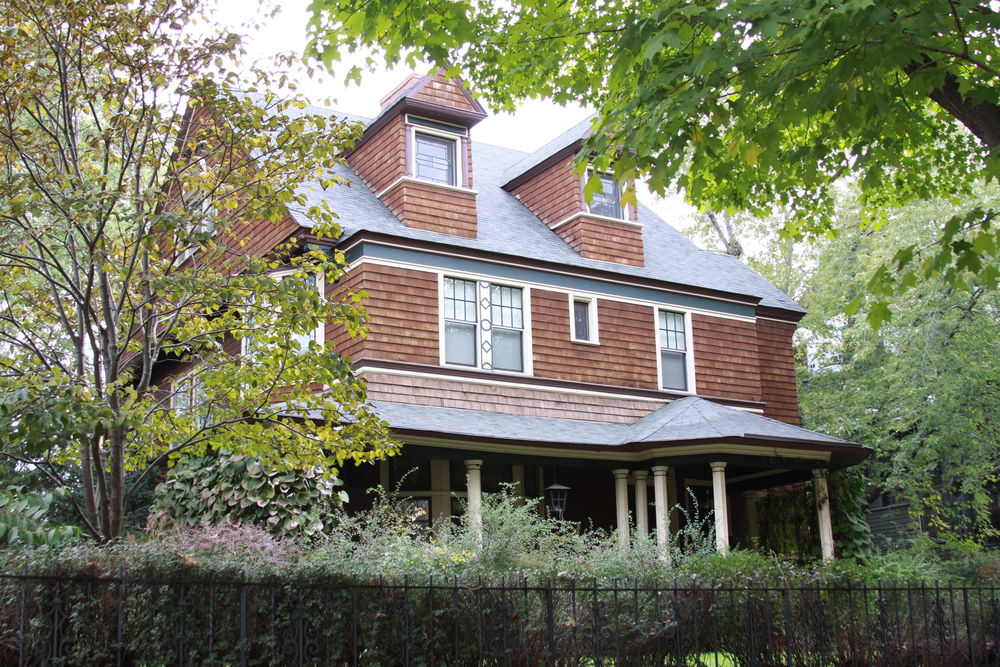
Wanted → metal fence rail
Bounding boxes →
[0,572,997,666]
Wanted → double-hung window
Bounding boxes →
[443,277,526,373]
[658,310,689,391]
[414,132,457,186]
[587,171,624,220]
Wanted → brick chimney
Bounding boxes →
[347,71,487,238]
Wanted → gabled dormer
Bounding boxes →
[346,71,487,238]
[501,118,644,267]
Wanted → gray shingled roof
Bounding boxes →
[370,396,857,449]
[244,95,802,312]
[499,114,595,186]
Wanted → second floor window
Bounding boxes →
[443,277,525,373]
[571,296,597,343]
[658,310,688,391]
[414,132,457,186]
[588,171,624,220]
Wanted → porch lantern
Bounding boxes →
[544,483,570,520]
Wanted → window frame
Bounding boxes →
[654,308,696,394]
[410,126,462,188]
[241,268,325,357]
[438,272,533,376]
[569,294,600,345]
[171,368,207,426]
[585,168,626,221]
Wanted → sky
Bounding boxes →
[212,0,699,235]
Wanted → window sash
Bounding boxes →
[658,310,689,391]
[414,133,457,186]
[573,299,591,341]
[588,173,624,219]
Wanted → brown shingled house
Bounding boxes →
[174,72,870,559]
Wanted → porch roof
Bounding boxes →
[365,396,869,468]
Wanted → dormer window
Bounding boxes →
[414,132,457,186]
[587,171,624,220]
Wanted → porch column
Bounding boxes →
[813,468,835,561]
[710,462,730,555]
[744,491,760,542]
[612,469,630,551]
[465,459,483,547]
[632,470,649,537]
[651,465,670,562]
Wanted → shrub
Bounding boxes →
[148,451,344,541]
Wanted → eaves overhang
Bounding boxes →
[325,231,766,313]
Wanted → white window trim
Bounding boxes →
[241,268,325,356]
[584,168,629,221]
[170,369,196,412]
[410,125,462,188]
[569,293,600,345]
[653,307,697,395]
[437,272,534,376]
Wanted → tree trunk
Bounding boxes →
[907,57,1000,150]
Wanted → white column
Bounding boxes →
[813,468,835,561]
[612,469,631,551]
[632,470,649,537]
[466,459,483,547]
[744,490,760,542]
[710,462,730,555]
[652,465,670,562]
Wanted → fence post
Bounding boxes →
[238,577,247,667]
[546,580,556,667]
[350,575,358,667]
[18,571,26,667]
[115,567,125,667]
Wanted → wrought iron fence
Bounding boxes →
[0,572,998,666]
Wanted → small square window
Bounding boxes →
[588,171,624,219]
[414,132,457,186]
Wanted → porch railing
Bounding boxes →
[1,572,997,665]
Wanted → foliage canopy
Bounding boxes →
[0,0,394,540]
[309,0,1000,319]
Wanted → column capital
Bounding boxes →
[632,470,649,481]
[812,467,829,480]
[710,461,727,473]
[612,468,630,480]
[651,465,669,475]
[464,459,483,470]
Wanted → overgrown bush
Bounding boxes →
[149,451,344,541]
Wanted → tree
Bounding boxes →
[0,0,394,541]
[688,185,1000,540]
[308,0,999,319]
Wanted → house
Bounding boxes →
[174,72,870,559]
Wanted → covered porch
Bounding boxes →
[340,397,869,560]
